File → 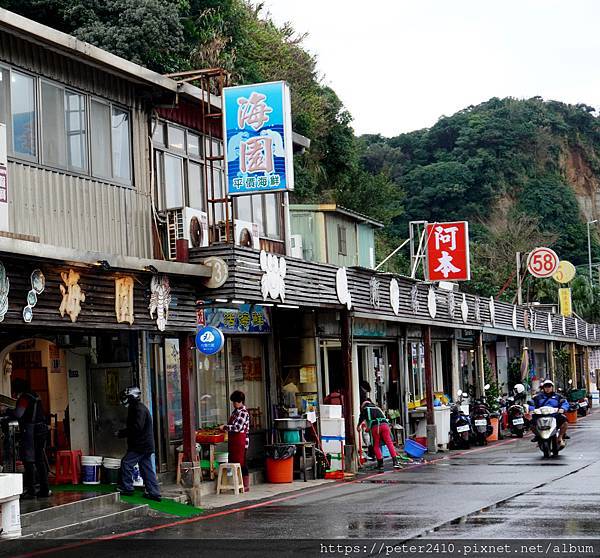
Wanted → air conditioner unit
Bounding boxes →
[290,234,303,259]
[165,209,184,261]
[234,219,260,249]
[183,207,209,249]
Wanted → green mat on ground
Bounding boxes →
[52,484,203,517]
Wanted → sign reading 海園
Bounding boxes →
[223,81,294,196]
[195,326,225,355]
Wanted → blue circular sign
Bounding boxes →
[196,326,225,355]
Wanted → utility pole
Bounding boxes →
[516,252,523,305]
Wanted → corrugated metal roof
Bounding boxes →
[290,204,384,228]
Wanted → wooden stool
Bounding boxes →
[53,450,82,485]
[216,463,244,495]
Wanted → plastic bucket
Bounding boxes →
[566,410,578,424]
[81,456,103,484]
[282,430,301,443]
[487,417,499,442]
[265,456,293,483]
[102,457,121,485]
[404,439,427,458]
[414,436,427,447]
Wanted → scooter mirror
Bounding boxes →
[568,379,573,385]
[484,384,490,391]
[457,389,463,396]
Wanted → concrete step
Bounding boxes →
[20,492,150,538]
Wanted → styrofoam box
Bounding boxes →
[320,404,342,419]
[321,438,345,454]
[320,418,345,437]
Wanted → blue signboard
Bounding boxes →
[195,326,225,355]
[222,81,294,196]
[202,304,271,334]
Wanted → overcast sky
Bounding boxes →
[259,0,600,137]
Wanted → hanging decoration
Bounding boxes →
[488,297,495,326]
[447,291,455,320]
[336,267,352,310]
[115,276,135,325]
[260,250,286,302]
[389,278,400,316]
[149,275,171,331]
[547,313,553,334]
[0,262,9,323]
[562,316,566,336]
[23,269,45,323]
[512,306,517,330]
[427,286,437,319]
[410,285,419,314]
[369,276,381,308]
[59,269,85,323]
[474,296,481,323]
[460,294,469,323]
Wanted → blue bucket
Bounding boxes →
[404,439,427,458]
[81,456,103,484]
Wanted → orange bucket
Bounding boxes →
[566,410,578,424]
[487,417,499,442]
[265,457,293,483]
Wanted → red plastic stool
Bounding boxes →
[53,450,82,485]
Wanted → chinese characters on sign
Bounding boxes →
[223,81,294,196]
[202,304,271,334]
[426,221,471,282]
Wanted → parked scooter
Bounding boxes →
[449,390,471,449]
[470,384,493,446]
[532,405,564,458]
[565,379,589,417]
[505,383,528,437]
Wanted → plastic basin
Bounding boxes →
[404,439,427,458]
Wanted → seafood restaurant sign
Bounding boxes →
[223,81,294,196]
[425,221,471,282]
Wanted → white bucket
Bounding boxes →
[0,498,21,539]
[102,457,121,468]
[81,456,103,484]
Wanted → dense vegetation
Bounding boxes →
[5,1,600,318]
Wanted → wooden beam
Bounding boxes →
[179,333,197,462]
[340,310,355,446]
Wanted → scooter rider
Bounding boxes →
[529,379,569,448]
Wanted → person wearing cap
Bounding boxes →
[529,379,570,448]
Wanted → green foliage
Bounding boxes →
[507,357,523,391]
[483,357,501,412]
[553,347,571,391]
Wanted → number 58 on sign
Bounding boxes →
[527,247,559,278]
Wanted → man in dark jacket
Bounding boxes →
[117,387,161,501]
[9,378,50,498]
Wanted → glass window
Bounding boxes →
[41,81,66,167]
[187,133,200,157]
[236,195,252,222]
[212,169,224,222]
[164,338,183,441]
[10,71,36,158]
[228,338,265,432]
[338,225,347,256]
[164,153,184,208]
[252,195,264,235]
[152,121,165,146]
[187,161,205,210]
[197,350,228,428]
[264,193,280,238]
[168,125,185,151]
[65,91,87,171]
[91,100,111,178]
[111,107,131,182]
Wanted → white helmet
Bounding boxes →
[514,383,525,394]
[541,379,555,388]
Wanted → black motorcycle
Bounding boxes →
[449,390,471,449]
[506,395,527,437]
[470,385,493,446]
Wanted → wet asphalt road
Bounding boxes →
[85,410,600,540]
[8,412,600,558]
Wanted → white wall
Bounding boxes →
[496,341,508,393]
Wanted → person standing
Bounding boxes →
[220,390,250,492]
[116,387,161,501]
[357,398,400,471]
[9,378,50,498]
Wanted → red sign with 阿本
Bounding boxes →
[425,221,470,282]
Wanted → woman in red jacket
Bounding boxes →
[220,390,250,492]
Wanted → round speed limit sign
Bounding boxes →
[527,247,559,278]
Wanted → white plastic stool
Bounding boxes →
[216,463,243,495]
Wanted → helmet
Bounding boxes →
[120,386,141,407]
[513,383,525,394]
[541,379,555,388]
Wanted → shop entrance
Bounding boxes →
[320,342,343,397]
[357,345,389,408]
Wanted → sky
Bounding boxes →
[258,0,600,137]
